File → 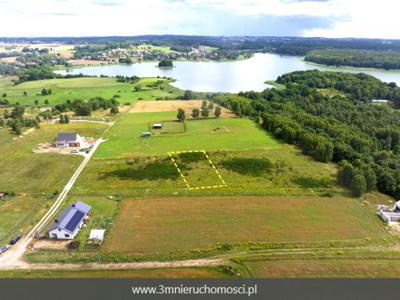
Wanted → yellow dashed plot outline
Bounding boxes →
[167,150,227,190]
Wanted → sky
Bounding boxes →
[0,0,399,38]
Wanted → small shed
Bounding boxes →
[141,132,152,137]
[152,123,163,129]
[0,192,7,200]
[88,229,106,244]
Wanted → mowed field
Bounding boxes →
[105,196,386,255]
[95,112,279,158]
[131,100,235,118]
[0,77,182,105]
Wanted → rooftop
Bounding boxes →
[56,133,79,142]
[49,201,91,234]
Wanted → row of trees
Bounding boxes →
[177,101,222,122]
[53,97,120,116]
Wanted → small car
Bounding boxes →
[10,235,21,245]
[0,245,10,254]
[70,149,79,154]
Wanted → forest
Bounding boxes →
[213,70,400,198]
[305,49,400,70]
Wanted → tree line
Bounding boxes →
[305,49,400,70]
[213,70,400,198]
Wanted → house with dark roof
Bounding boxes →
[48,201,91,240]
[55,132,86,148]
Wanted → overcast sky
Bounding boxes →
[0,0,398,38]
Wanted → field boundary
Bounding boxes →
[167,150,227,191]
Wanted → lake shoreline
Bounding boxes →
[55,53,400,93]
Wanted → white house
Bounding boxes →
[48,201,91,240]
[55,133,87,148]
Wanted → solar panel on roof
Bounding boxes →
[65,210,85,232]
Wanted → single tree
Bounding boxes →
[214,106,222,118]
[191,108,200,119]
[201,107,209,118]
[110,106,119,115]
[177,108,186,122]
[182,90,193,100]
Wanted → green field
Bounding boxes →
[0,267,229,278]
[0,77,182,105]
[105,196,386,255]
[95,112,280,158]
[242,259,400,278]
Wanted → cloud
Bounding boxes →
[91,0,123,6]
[0,0,398,38]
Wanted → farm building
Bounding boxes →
[88,229,106,245]
[55,133,87,148]
[152,123,163,129]
[379,210,400,224]
[0,192,7,200]
[48,201,91,240]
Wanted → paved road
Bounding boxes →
[0,138,105,267]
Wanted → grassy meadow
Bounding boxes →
[0,77,182,106]
[104,196,387,255]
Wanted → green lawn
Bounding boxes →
[96,113,280,158]
[0,77,182,105]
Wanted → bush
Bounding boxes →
[67,240,80,250]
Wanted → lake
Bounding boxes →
[57,53,400,93]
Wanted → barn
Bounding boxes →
[48,201,91,240]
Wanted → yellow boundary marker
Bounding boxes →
[167,150,227,191]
